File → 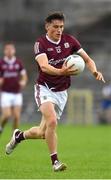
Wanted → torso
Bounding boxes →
[34,33,81,91]
[0,57,24,93]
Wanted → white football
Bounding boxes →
[66,54,85,75]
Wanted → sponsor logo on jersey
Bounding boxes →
[55,46,61,53]
[47,48,54,51]
[64,42,70,48]
[49,58,65,65]
[4,71,18,78]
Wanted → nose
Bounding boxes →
[57,28,61,33]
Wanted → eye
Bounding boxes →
[60,26,64,29]
[53,25,58,28]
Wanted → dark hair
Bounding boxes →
[45,12,65,23]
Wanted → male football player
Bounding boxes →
[0,43,27,134]
[6,12,105,171]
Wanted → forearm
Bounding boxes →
[0,78,4,87]
[79,49,105,82]
[86,59,97,74]
[20,74,28,86]
[40,64,62,75]
[36,54,75,76]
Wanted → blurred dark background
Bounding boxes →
[0,0,111,123]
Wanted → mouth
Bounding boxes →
[56,34,61,37]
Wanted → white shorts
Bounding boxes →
[0,92,23,108]
[34,84,68,119]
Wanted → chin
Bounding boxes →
[55,36,61,41]
[55,38,60,41]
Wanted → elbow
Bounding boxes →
[40,65,48,73]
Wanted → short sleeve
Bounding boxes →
[34,41,46,59]
[70,36,82,53]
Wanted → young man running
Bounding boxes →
[6,12,105,172]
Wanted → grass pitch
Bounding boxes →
[0,124,111,179]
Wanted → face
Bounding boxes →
[4,44,16,59]
[46,19,64,42]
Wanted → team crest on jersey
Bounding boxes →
[43,96,47,100]
[64,42,70,48]
[55,46,61,53]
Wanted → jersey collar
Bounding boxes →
[4,56,16,64]
[46,34,61,45]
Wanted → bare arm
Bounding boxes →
[78,49,105,83]
[19,71,28,89]
[0,77,4,87]
[35,54,78,76]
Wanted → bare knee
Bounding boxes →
[47,117,57,129]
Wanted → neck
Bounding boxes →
[49,35,59,42]
[46,34,61,45]
[6,56,14,60]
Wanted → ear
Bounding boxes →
[45,23,50,31]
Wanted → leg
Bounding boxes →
[6,83,67,171]
[11,102,58,158]
[15,102,60,166]
[0,92,12,133]
[24,116,46,139]
[12,106,22,130]
[40,102,57,154]
[5,116,47,154]
[40,102,67,171]
[0,107,12,132]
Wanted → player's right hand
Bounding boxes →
[60,61,78,76]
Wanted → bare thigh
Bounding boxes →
[12,106,22,119]
[1,107,12,119]
[39,102,57,126]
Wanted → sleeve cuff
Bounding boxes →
[35,53,46,60]
[20,69,26,75]
[77,48,83,54]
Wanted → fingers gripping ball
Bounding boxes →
[66,54,85,75]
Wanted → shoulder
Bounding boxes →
[62,33,79,42]
[0,59,4,65]
[34,35,47,55]
[35,35,46,44]
[15,58,24,65]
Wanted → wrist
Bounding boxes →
[93,71,98,77]
[19,80,26,86]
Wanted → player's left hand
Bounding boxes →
[93,71,105,83]
[19,80,26,89]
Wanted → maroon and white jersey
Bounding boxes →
[0,56,26,93]
[34,33,82,91]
